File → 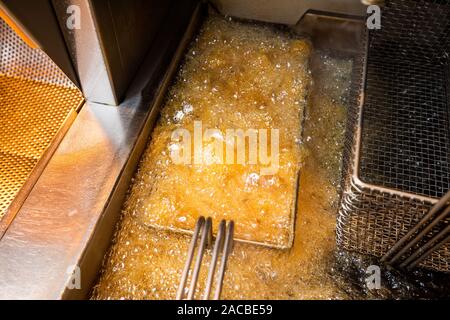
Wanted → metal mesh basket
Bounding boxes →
[338,0,450,272]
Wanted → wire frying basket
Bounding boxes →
[338,0,450,272]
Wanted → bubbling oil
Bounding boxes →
[129,15,312,248]
[92,16,353,299]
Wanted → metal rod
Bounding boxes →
[387,205,450,265]
[203,220,225,300]
[214,221,234,300]
[406,234,450,270]
[187,217,212,300]
[176,216,204,300]
[381,190,450,263]
[402,225,450,270]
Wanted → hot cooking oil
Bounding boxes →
[92,52,353,299]
[128,15,311,248]
[92,13,450,301]
[92,13,355,300]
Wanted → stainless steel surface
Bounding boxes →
[361,0,385,5]
[0,101,133,299]
[0,1,200,299]
[86,0,173,104]
[0,18,83,234]
[53,0,174,105]
[51,0,118,105]
[212,0,366,24]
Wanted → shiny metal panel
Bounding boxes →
[52,0,118,105]
[212,0,366,24]
[0,18,83,233]
[0,1,200,299]
[0,101,150,299]
[53,0,174,105]
[0,0,80,87]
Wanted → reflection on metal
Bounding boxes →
[361,0,384,6]
[52,0,173,105]
[0,0,80,86]
[52,0,118,105]
[0,18,83,234]
[211,0,366,25]
[0,0,200,300]
[177,217,234,300]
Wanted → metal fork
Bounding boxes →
[176,217,234,300]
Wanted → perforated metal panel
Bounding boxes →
[0,18,83,219]
[338,0,450,272]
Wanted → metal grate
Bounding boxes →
[0,18,83,220]
[360,0,450,198]
[338,0,450,272]
[0,153,35,215]
[0,19,75,87]
[360,56,450,198]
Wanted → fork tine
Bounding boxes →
[176,216,205,300]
